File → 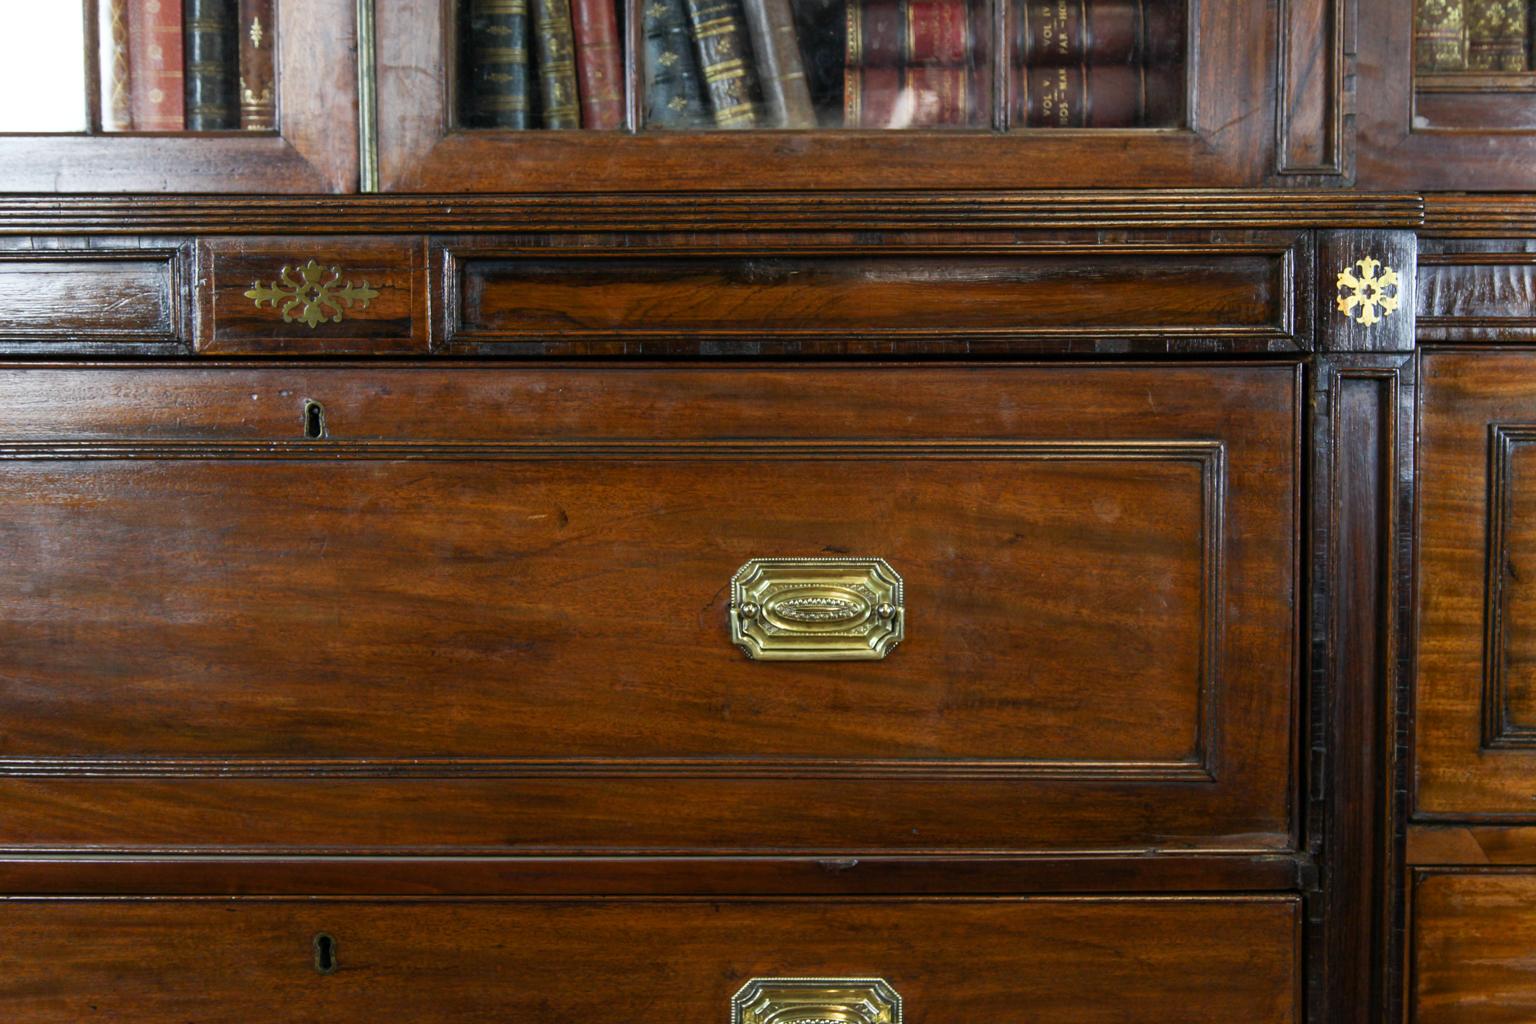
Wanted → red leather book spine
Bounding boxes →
[572,0,624,128]
[1014,62,1145,126]
[850,0,971,64]
[128,0,185,131]
[1015,1,1183,66]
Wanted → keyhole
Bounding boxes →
[313,932,338,974]
[303,400,326,439]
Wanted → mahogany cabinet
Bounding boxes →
[7,0,1536,1020]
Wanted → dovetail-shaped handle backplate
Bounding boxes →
[731,977,902,1024]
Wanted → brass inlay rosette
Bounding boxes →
[1336,256,1401,327]
[244,259,380,328]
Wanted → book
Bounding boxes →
[533,0,582,127]
[127,0,186,131]
[462,0,533,128]
[684,0,763,126]
[643,0,712,126]
[573,0,625,128]
[238,0,276,130]
[1015,0,1182,67]
[1014,62,1164,126]
[847,0,971,66]
[742,0,817,126]
[845,63,976,127]
[1416,0,1467,70]
[1466,0,1527,70]
[99,0,133,130]
[184,0,239,130]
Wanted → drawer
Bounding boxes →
[0,896,1301,1023]
[0,363,1297,854]
[0,248,186,348]
[1412,871,1536,1022]
[1420,351,1536,816]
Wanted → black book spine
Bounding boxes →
[683,0,762,127]
[462,0,532,128]
[643,0,711,125]
[185,0,240,130]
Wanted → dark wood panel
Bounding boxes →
[0,897,1302,1023]
[1412,871,1536,1021]
[0,250,181,343]
[1418,351,1536,817]
[1420,254,1536,341]
[0,363,1298,854]
[442,247,1296,347]
[1276,0,1344,176]
[198,237,427,354]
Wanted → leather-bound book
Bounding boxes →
[741,0,817,126]
[99,0,133,130]
[1014,62,1152,126]
[184,0,239,130]
[573,0,625,128]
[845,64,978,127]
[462,0,532,128]
[126,0,186,131]
[237,0,276,130]
[847,0,971,65]
[1015,0,1182,66]
[1416,0,1467,70]
[684,0,763,126]
[1466,0,1527,69]
[533,0,582,127]
[643,0,712,126]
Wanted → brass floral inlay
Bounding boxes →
[1336,256,1402,328]
[244,260,380,329]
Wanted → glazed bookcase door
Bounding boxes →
[375,0,1279,190]
[1358,0,1536,189]
[0,0,358,193]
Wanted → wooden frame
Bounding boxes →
[1356,0,1536,190]
[0,0,359,194]
[375,0,1282,191]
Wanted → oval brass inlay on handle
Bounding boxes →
[730,558,904,661]
[731,977,902,1024]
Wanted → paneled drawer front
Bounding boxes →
[437,242,1303,353]
[0,897,1300,1023]
[0,364,1297,853]
[0,249,184,346]
[1420,351,1536,816]
[1412,871,1536,1022]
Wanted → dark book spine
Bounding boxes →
[184,0,239,130]
[238,0,276,130]
[1417,0,1468,70]
[573,0,625,128]
[684,0,762,127]
[1467,0,1528,69]
[1014,62,1150,126]
[99,0,133,130]
[741,0,817,127]
[462,0,532,128]
[128,0,186,131]
[1016,1,1181,66]
[643,0,711,126]
[533,0,582,127]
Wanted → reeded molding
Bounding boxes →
[0,191,1424,235]
[1424,194,1536,238]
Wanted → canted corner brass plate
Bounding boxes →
[731,977,902,1024]
[730,558,904,661]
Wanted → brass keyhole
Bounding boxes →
[313,932,338,974]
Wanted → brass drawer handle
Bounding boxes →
[731,977,902,1024]
[730,558,904,661]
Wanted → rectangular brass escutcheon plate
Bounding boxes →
[730,558,904,661]
[731,977,902,1024]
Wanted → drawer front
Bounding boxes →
[1420,351,1536,816]
[1412,871,1536,1022]
[0,364,1297,853]
[0,897,1301,1023]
